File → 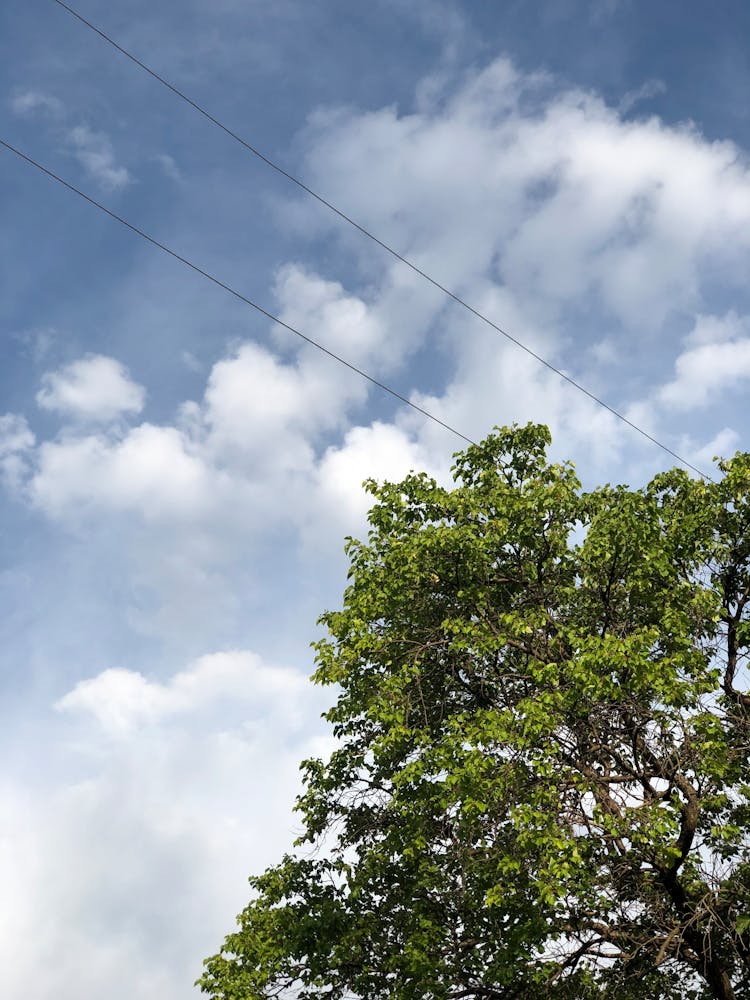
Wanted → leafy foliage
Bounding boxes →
[199,425,750,1000]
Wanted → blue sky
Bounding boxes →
[3,1,750,996]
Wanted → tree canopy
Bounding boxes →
[199,425,750,1000]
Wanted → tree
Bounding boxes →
[199,424,750,1000]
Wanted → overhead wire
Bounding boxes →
[48,0,711,480]
[0,137,475,448]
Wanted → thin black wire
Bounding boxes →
[49,0,711,479]
[0,137,475,447]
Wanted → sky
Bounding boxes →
[3,0,750,996]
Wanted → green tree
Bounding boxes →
[199,425,750,1000]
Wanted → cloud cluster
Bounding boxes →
[5,53,750,1000]
[0,649,332,1000]
[15,62,750,548]
[22,265,437,540]
[658,312,750,410]
[301,58,750,337]
[6,52,750,640]
[66,124,132,192]
[4,59,750,673]
[10,89,131,191]
[37,354,145,421]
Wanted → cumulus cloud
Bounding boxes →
[0,649,332,1000]
[202,340,344,461]
[56,649,311,736]
[300,58,750,336]
[67,125,131,191]
[25,261,410,528]
[307,420,438,547]
[37,354,145,422]
[273,264,389,365]
[658,313,750,410]
[689,427,740,469]
[30,424,220,521]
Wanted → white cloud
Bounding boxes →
[300,58,750,335]
[689,427,740,469]
[37,354,145,422]
[0,649,332,1000]
[24,260,411,526]
[56,649,311,736]
[0,413,34,456]
[203,340,339,460]
[30,423,220,521]
[154,152,182,182]
[273,264,389,365]
[67,125,131,191]
[9,94,129,191]
[57,667,169,734]
[181,350,202,372]
[0,413,35,489]
[618,78,666,115]
[658,313,750,410]
[9,89,64,117]
[307,420,438,546]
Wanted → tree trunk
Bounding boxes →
[701,952,735,1000]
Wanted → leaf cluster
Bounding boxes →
[199,425,750,1000]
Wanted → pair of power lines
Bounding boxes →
[1,0,709,477]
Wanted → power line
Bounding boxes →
[49,0,711,480]
[0,137,475,448]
